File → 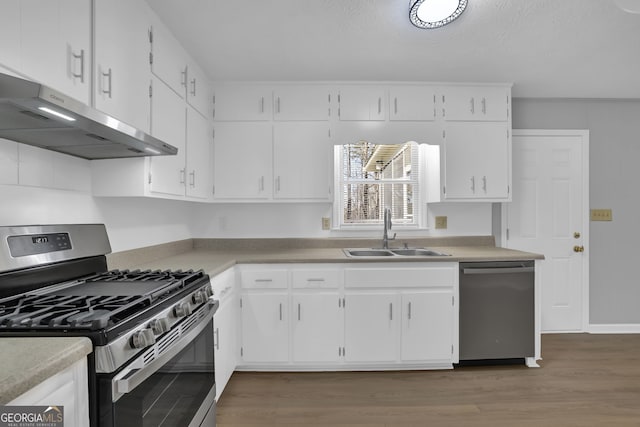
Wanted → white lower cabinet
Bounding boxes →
[344,292,399,363]
[292,292,343,363]
[214,298,236,400]
[210,267,237,399]
[9,357,89,427]
[235,262,458,371]
[401,290,454,362]
[240,292,289,363]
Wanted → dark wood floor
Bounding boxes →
[217,334,640,426]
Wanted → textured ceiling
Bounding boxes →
[146,0,640,98]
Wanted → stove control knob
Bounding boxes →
[149,318,170,335]
[130,329,156,349]
[173,302,192,318]
[192,290,207,305]
[203,286,214,298]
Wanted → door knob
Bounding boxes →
[573,245,585,253]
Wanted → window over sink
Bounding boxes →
[334,141,421,229]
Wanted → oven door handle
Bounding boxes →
[112,300,217,401]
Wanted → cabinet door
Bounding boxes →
[94,0,151,132]
[0,1,20,71]
[213,85,272,121]
[149,11,187,97]
[0,138,18,185]
[214,300,237,400]
[273,86,330,121]
[213,122,272,199]
[401,291,454,362]
[442,86,509,122]
[292,293,343,363]
[149,76,186,197]
[344,292,399,362]
[9,358,89,427]
[240,292,288,363]
[273,122,331,200]
[443,122,510,200]
[186,59,212,118]
[186,107,212,199]
[338,86,386,121]
[390,86,436,121]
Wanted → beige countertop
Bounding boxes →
[0,337,92,404]
[109,237,544,276]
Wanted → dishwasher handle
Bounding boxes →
[462,266,534,275]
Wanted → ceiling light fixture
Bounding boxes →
[409,0,468,29]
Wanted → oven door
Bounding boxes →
[99,302,217,427]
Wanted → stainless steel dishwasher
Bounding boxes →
[459,261,535,362]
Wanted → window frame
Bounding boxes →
[333,141,425,230]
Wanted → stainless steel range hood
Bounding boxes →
[0,72,178,159]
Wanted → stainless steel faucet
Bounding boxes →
[382,207,396,249]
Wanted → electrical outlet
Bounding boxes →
[322,217,331,230]
[435,216,447,229]
[590,209,612,221]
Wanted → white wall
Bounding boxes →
[190,202,492,238]
[0,185,192,252]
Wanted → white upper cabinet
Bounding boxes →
[213,122,272,199]
[338,86,386,121]
[185,106,212,199]
[442,122,510,200]
[149,11,212,118]
[4,0,91,104]
[94,0,151,132]
[273,122,332,201]
[149,76,187,197]
[389,86,437,121]
[273,86,330,121]
[186,59,212,118]
[213,85,272,121]
[149,12,187,98]
[441,85,510,121]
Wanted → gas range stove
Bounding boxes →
[0,224,218,426]
[0,266,213,372]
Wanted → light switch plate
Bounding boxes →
[435,216,447,229]
[590,209,612,221]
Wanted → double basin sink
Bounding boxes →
[343,248,450,258]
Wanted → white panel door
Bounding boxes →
[506,131,588,332]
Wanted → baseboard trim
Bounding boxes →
[588,324,640,334]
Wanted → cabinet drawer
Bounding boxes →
[240,269,288,289]
[345,264,455,288]
[292,269,342,288]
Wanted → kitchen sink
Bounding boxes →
[343,248,450,257]
[390,249,448,256]
[345,249,396,257]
